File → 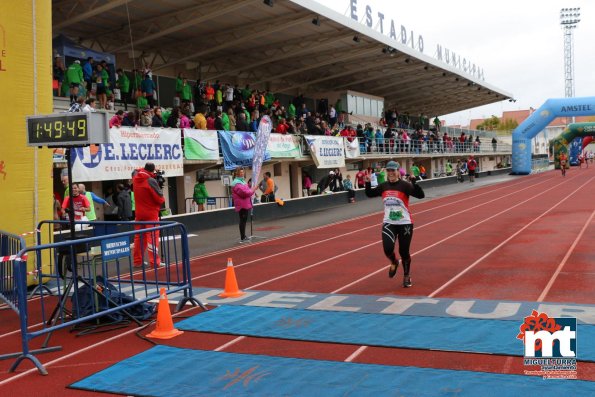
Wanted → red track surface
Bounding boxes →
[1,168,594,396]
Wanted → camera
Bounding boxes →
[155,170,166,188]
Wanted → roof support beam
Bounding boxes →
[205,33,352,81]
[154,13,311,71]
[113,0,254,53]
[55,0,132,30]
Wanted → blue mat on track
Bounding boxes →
[176,305,595,361]
[70,345,595,396]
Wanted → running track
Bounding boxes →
[1,167,594,395]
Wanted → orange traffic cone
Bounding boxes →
[219,258,245,298]
[147,288,184,339]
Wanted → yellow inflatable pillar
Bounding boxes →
[0,1,53,281]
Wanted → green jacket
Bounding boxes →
[221,113,230,131]
[180,84,192,101]
[66,63,83,84]
[193,183,209,204]
[117,73,130,93]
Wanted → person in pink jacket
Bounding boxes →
[231,167,259,243]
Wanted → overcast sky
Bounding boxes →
[317,0,594,126]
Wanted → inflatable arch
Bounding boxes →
[552,123,595,168]
[511,97,595,174]
[568,135,595,165]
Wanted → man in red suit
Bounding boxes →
[133,163,165,268]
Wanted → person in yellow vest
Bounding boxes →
[78,184,109,221]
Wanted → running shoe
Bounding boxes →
[403,275,412,288]
[388,259,400,278]
[239,237,251,244]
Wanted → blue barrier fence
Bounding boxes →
[3,220,204,375]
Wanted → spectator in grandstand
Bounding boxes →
[206,111,216,130]
[467,155,478,182]
[180,109,192,129]
[141,74,157,108]
[192,175,209,212]
[236,112,249,132]
[94,63,109,109]
[298,103,309,119]
[166,108,180,128]
[328,105,337,127]
[175,73,184,98]
[53,55,65,97]
[152,107,165,128]
[179,77,193,106]
[329,169,343,193]
[249,110,260,132]
[287,101,297,119]
[109,110,125,128]
[133,163,165,268]
[122,110,139,127]
[231,167,259,243]
[220,109,230,131]
[82,57,94,94]
[276,118,290,134]
[193,106,207,130]
[68,96,85,113]
[343,174,356,203]
[365,160,425,288]
[66,59,83,104]
[302,172,312,196]
[140,107,153,127]
[115,68,130,110]
[491,137,498,152]
[227,108,236,131]
[82,98,96,112]
[474,136,481,152]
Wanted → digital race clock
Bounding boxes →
[26,112,109,147]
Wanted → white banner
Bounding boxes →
[267,133,301,158]
[344,137,361,159]
[304,135,345,169]
[183,129,219,160]
[72,127,183,181]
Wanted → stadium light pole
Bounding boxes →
[560,7,581,123]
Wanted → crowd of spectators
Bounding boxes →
[55,57,500,157]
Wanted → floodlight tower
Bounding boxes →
[560,7,581,99]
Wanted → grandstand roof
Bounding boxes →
[52,0,513,117]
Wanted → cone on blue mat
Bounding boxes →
[147,288,184,339]
[219,258,245,298]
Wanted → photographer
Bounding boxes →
[132,162,165,268]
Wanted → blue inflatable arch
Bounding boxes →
[511,96,595,174]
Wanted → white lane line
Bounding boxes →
[0,305,202,387]
[537,208,595,302]
[428,176,595,298]
[344,345,368,362]
[214,336,245,351]
[333,174,581,294]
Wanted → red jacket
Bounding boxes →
[133,169,165,221]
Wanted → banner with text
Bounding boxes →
[304,135,345,169]
[183,129,219,160]
[267,133,301,158]
[72,127,183,181]
[344,137,361,159]
[218,130,270,171]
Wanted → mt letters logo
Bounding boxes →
[518,310,577,379]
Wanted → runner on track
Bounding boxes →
[559,152,568,177]
[365,160,425,288]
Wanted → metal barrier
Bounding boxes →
[0,229,26,311]
[185,196,233,213]
[6,220,205,375]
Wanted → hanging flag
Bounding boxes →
[251,115,273,188]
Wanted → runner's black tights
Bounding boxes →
[382,223,414,275]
